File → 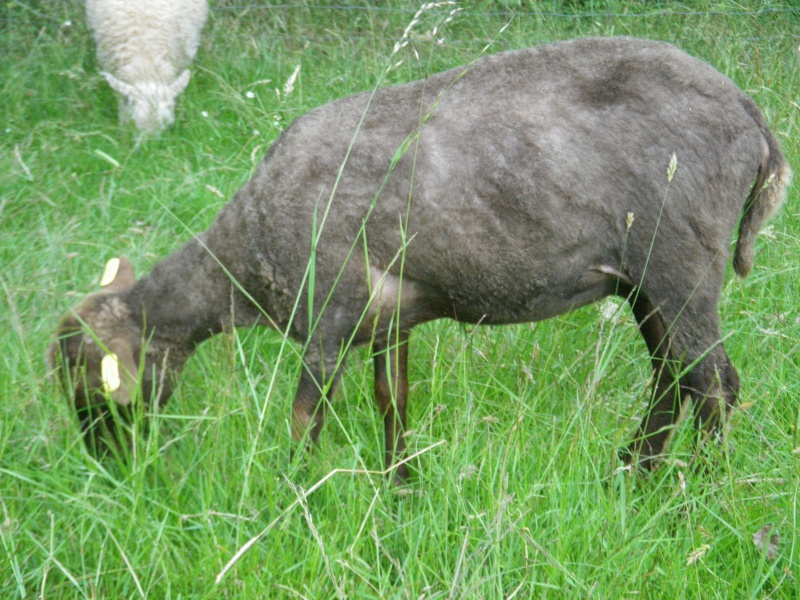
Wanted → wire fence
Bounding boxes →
[5,1,799,24]
[2,1,798,48]
[211,2,797,18]
[203,3,799,50]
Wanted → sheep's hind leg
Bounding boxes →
[623,287,738,469]
[621,289,681,469]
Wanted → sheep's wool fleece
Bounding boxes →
[86,0,208,83]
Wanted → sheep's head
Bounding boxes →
[103,70,191,135]
[48,258,173,455]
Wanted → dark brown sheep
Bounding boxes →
[49,37,791,480]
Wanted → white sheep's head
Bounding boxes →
[102,70,192,134]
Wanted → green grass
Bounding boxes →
[2,1,799,597]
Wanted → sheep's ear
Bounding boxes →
[170,70,191,95]
[102,71,136,97]
[100,257,135,292]
[102,338,139,406]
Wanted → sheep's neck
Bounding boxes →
[121,237,263,349]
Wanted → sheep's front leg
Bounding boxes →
[291,349,343,444]
[374,330,410,484]
[291,371,327,443]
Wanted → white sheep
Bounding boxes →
[86,0,209,134]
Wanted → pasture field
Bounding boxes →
[1,1,798,597]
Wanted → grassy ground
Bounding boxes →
[1,1,799,597]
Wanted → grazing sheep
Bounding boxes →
[50,37,790,481]
[86,0,209,134]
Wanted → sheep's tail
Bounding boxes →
[733,109,792,278]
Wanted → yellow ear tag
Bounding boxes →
[101,353,121,394]
[100,258,121,287]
